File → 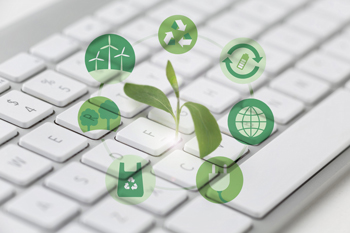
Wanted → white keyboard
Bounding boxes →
[1,0,350,232]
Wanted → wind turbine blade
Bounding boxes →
[100,45,108,49]
[123,54,130,57]
[97,58,104,61]
[110,46,118,50]
[108,35,111,45]
[96,51,100,57]
[121,47,125,54]
[89,58,96,62]
[114,54,121,57]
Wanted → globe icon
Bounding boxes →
[235,106,267,138]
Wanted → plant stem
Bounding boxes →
[175,96,180,139]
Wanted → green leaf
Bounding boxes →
[124,83,175,118]
[166,60,179,98]
[182,102,222,158]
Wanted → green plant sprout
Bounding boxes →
[124,60,222,158]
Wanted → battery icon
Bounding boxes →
[237,53,249,70]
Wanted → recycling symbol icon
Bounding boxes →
[124,177,138,190]
[164,20,192,47]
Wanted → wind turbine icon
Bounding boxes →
[89,51,104,71]
[114,47,130,71]
[100,35,118,69]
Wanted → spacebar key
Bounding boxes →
[226,89,350,218]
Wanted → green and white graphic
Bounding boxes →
[158,15,197,54]
[220,38,266,84]
[85,34,135,84]
[78,96,121,133]
[105,154,155,205]
[228,99,274,145]
[196,157,243,204]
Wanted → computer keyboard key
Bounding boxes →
[165,197,252,233]
[116,117,180,156]
[148,97,194,134]
[0,90,53,128]
[296,51,350,85]
[57,51,101,87]
[260,43,294,75]
[91,83,147,118]
[206,66,268,95]
[181,78,240,114]
[260,25,318,57]
[0,145,52,185]
[22,70,87,107]
[137,177,187,216]
[57,223,98,233]
[321,35,350,62]
[345,80,350,91]
[148,228,171,233]
[0,180,14,204]
[151,50,212,79]
[30,34,79,63]
[153,150,214,190]
[95,2,141,27]
[126,0,162,10]
[63,16,110,44]
[56,101,121,140]
[126,62,183,95]
[184,133,248,165]
[255,87,304,124]
[270,69,330,105]
[225,89,350,218]
[0,119,17,145]
[0,212,42,233]
[0,77,10,93]
[19,122,88,162]
[310,0,350,22]
[0,53,45,82]
[45,162,113,204]
[177,0,233,15]
[81,197,154,233]
[82,139,149,176]
[6,186,79,229]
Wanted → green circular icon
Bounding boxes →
[196,157,243,204]
[105,154,155,205]
[78,96,121,133]
[228,99,274,145]
[158,15,198,54]
[85,34,135,84]
[220,38,266,84]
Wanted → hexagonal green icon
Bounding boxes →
[85,34,135,84]
[158,15,198,54]
[220,38,266,84]
[196,157,243,204]
[228,99,274,145]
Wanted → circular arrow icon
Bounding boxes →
[220,38,266,84]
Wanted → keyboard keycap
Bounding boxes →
[148,97,194,134]
[57,51,100,87]
[91,83,147,118]
[57,223,98,233]
[321,35,350,62]
[45,162,114,204]
[0,145,52,185]
[63,16,110,44]
[178,0,233,15]
[138,177,187,216]
[30,34,79,63]
[225,89,350,218]
[181,78,240,114]
[6,186,79,229]
[0,180,14,204]
[19,122,88,162]
[126,0,162,10]
[296,51,350,85]
[311,0,350,22]
[56,101,121,140]
[151,50,212,79]
[165,197,252,233]
[260,25,318,57]
[126,62,183,95]
[81,197,154,233]
[255,87,304,124]
[184,133,248,165]
[0,77,10,93]
[260,43,294,75]
[0,212,42,233]
[270,69,330,104]
[0,119,17,145]
[0,53,45,82]
[0,90,53,128]
[116,118,180,156]
[148,228,171,233]
[95,2,141,26]
[153,150,214,190]
[22,70,87,107]
[82,139,149,176]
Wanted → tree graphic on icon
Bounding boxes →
[80,108,99,131]
[98,100,120,130]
